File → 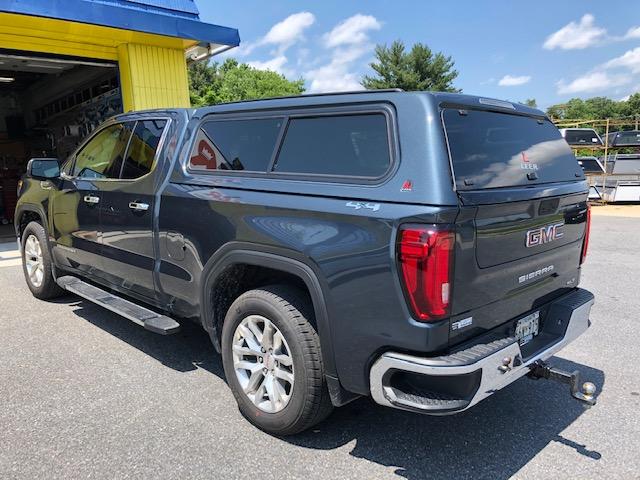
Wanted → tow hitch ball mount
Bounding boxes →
[527,360,597,407]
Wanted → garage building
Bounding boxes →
[0,0,238,232]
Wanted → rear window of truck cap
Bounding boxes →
[443,109,584,190]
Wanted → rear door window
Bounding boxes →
[121,119,167,179]
[272,114,390,177]
[189,118,283,172]
[443,109,583,190]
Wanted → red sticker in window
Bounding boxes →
[190,139,218,170]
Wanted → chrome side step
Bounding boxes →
[56,275,180,335]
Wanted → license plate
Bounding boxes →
[515,311,540,346]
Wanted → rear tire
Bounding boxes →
[221,284,333,435]
[21,221,64,300]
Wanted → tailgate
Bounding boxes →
[442,106,589,345]
[450,192,588,345]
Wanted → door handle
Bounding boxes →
[129,202,149,212]
[83,195,100,204]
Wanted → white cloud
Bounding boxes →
[625,26,640,39]
[557,71,631,95]
[306,44,372,93]
[323,14,381,48]
[306,61,364,93]
[247,55,288,74]
[241,12,315,78]
[262,12,316,53]
[498,75,531,86]
[307,14,381,93]
[604,47,640,73]
[543,14,607,50]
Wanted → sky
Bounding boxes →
[198,1,640,109]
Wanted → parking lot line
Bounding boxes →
[0,243,21,268]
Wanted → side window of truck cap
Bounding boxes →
[272,113,391,178]
[189,117,283,172]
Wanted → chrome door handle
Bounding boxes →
[129,202,149,212]
[83,195,100,204]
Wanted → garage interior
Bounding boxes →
[0,50,122,238]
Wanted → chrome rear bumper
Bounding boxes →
[369,289,594,414]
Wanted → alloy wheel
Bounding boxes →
[24,234,44,288]
[232,315,295,413]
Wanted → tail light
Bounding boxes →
[397,225,454,322]
[580,203,591,264]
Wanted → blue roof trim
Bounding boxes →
[1,0,240,47]
[123,0,200,16]
[90,0,200,19]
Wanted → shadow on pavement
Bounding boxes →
[67,296,605,480]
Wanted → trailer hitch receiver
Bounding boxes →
[528,360,597,407]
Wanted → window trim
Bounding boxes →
[183,103,399,185]
[63,117,171,183]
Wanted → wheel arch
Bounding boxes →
[15,204,49,243]
[200,243,337,378]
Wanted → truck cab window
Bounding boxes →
[73,122,134,179]
[121,120,167,179]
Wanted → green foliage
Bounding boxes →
[523,98,537,108]
[547,94,640,121]
[188,58,305,107]
[361,40,460,92]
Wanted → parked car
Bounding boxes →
[15,91,596,435]
[560,128,603,146]
[606,130,640,147]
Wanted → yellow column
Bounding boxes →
[117,43,190,111]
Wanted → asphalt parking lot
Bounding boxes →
[1,212,639,480]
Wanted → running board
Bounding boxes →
[56,276,180,335]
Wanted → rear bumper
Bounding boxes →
[369,288,594,414]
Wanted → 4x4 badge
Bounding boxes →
[346,201,380,212]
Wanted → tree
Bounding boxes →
[188,58,305,107]
[546,96,632,120]
[361,40,460,92]
[523,98,537,108]
[188,61,220,106]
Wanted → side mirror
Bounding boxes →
[27,158,60,180]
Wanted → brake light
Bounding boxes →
[397,225,454,321]
[580,203,591,264]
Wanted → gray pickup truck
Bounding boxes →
[16,90,596,435]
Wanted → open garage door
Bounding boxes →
[0,50,123,239]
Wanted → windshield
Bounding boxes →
[443,109,584,190]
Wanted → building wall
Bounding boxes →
[0,12,194,112]
[117,43,190,111]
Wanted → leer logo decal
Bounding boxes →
[525,222,565,248]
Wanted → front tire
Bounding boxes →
[221,285,333,435]
[21,221,64,300]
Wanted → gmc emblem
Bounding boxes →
[525,222,565,248]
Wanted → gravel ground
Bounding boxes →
[0,214,639,480]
